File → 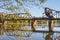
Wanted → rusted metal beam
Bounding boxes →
[1,18,60,21]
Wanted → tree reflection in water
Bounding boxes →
[45,32,54,40]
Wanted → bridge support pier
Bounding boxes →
[0,19,4,35]
[32,20,37,31]
[49,20,54,32]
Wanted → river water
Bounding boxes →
[0,25,60,40]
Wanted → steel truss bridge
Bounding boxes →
[1,18,60,33]
[0,8,60,38]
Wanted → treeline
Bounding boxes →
[0,12,60,32]
[0,12,32,31]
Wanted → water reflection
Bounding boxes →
[45,32,54,40]
[0,25,60,40]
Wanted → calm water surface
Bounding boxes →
[0,25,60,40]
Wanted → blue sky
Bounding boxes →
[0,0,60,17]
[29,0,60,17]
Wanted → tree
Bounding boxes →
[0,0,47,13]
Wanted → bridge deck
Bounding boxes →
[1,18,60,20]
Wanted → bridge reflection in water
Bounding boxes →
[0,26,60,40]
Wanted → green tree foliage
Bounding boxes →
[40,0,47,3]
[0,0,47,13]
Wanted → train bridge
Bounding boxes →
[0,7,60,35]
[0,18,60,33]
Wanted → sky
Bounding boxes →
[29,0,60,17]
[0,0,60,17]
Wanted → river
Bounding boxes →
[0,25,60,40]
